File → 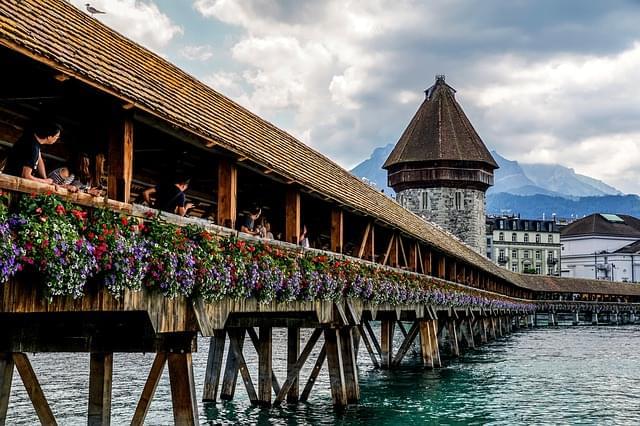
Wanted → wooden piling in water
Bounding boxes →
[88,352,113,426]
[202,330,226,402]
[380,319,395,369]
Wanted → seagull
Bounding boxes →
[85,3,106,16]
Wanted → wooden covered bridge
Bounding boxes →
[1,1,640,424]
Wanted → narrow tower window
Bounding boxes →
[421,192,430,210]
[455,191,462,210]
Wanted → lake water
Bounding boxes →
[6,325,640,425]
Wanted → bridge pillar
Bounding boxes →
[203,330,226,402]
[380,319,395,369]
[528,314,535,328]
[479,318,488,344]
[549,312,556,326]
[592,312,599,325]
[573,312,579,326]
[612,312,619,325]
[447,320,460,356]
[88,352,113,426]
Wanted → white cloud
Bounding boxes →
[180,45,214,61]
[72,0,182,51]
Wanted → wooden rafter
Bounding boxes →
[357,222,371,259]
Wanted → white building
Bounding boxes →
[561,213,640,283]
[487,216,561,275]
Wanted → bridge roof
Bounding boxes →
[515,274,640,296]
[0,0,511,283]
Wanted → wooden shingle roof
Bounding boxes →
[0,0,512,284]
[561,214,640,238]
[383,76,498,170]
[514,274,640,297]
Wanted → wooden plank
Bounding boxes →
[438,255,446,279]
[357,222,371,259]
[408,242,418,272]
[300,343,326,402]
[202,330,225,402]
[285,188,301,244]
[167,353,199,426]
[246,327,281,396]
[331,209,344,253]
[12,354,56,426]
[380,319,395,369]
[131,352,167,426]
[447,320,460,357]
[419,321,434,368]
[257,327,272,406]
[229,331,258,403]
[382,234,395,266]
[356,325,379,368]
[398,235,408,268]
[324,328,347,406]
[287,327,300,403]
[430,320,442,368]
[392,321,420,366]
[220,329,245,400]
[416,244,425,274]
[275,328,323,404]
[339,327,360,403]
[88,353,113,426]
[107,115,134,203]
[216,159,237,229]
[363,320,382,359]
[368,225,375,262]
[0,353,14,426]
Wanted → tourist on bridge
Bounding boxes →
[299,225,310,248]
[2,120,62,184]
[239,206,262,236]
[142,175,194,216]
[48,152,102,196]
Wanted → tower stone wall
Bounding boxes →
[397,187,487,255]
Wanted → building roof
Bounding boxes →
[383,76,498,170]
[561,214,640,238]
[615,240,640,254]
[0,0,513,284]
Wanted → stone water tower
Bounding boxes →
[383,75,498,255]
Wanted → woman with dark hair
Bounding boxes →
[3,120,62,184]
[48,152,102,196]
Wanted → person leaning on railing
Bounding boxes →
[142,175,194,217]
[3,120,61,184]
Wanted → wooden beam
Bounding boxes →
[217,159,237,229]
[380,319,395,368]
[54,73,70,82]
[382,234,395,266]
[220,329,244,400]
[275,328,323,404]
[12,354,56,426]
[0,354,14,426]
[168,353,199,426]
[324,328,347,406]
[229,331,258,403]
[107,116,134,203]
[363,319,382,359]
[339,327,360,403]
[88,353,113,426]
[408,242,418,272]
[357,222,371,259]
[447,320,460,357]
[438,255,446,279]
[132,353,167,426]
[392,321,420,366]
[430,320,442,367]
[285,188,301,245]
[202,330,225,402]
[419,321,434,368]
[398,236,408,268]
[287,327,300,403]
[356,325,380,368]
[246,328,281,396]
[300,343,326,402]
[257,327,272,406]
[368,225,375,262]
[331,209,344,253]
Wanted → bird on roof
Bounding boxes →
[85,4,106,15]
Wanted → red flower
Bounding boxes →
[71,210,86,220]
[145,211,155,218]
[121,217,129,226]
[88,232,96,240]
[55,204,66,215]
[35,207,42,214]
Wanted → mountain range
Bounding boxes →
[350,144,640,219]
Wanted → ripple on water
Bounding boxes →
[5,326,640,424]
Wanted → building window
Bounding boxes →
[524,233,529,243]
[535,264,542,274]
[511,264,518,272]
[535,250,541,260]
[511,249,517,258]
[535,234,541,243]
[524,251,529,259]
[455,192,462,210]
[499,249,505,259]
[498,232,504,241]
[548,234,553,243]
[512,233,517,242]
[421,193,429,210]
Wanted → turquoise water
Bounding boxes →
[7,325,640,424]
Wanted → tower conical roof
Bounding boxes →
[383,76,498,170]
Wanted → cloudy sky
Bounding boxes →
[73,0,640,193]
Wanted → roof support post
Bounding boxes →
[438,255,446,280]
[107,114,133,203]
[217,159,237,229]
[408,242,417,272]
[285,188,301,245]
[331,209,344,254]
